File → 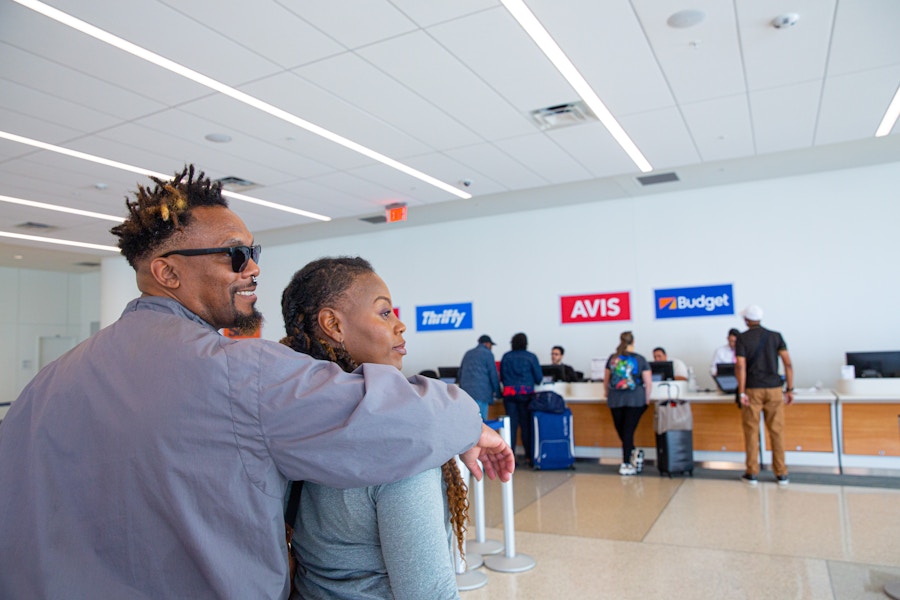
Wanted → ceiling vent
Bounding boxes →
[214,176,260,192]
[359,215,386,224]
[530,101,597,130]
[636,172,680,186]
[15,221,56,231]
[74,261,101,267]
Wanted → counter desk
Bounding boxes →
[835,379,900,474]
[489,382,842,473]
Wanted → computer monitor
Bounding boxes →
[649,361,674,382]
[716,363,735,377]
[541,364,565,383]
[845,351,900,378]
[437,366,459,383]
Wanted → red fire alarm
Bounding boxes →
[385,202,407,223]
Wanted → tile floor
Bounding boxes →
[458,462,900,599]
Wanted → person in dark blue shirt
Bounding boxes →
[499,332,542,463]
[458,335,501,419]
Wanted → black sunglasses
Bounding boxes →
[160,245,261,273]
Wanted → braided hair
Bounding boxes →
[110,165,226,268]
[279,256,469,563]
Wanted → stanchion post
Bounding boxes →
[467,420,504,556]
[454,456,487,591]
[483,416,536,573]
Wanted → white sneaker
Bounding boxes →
[619,462,636,476]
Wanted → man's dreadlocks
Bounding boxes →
[110,165,226,268]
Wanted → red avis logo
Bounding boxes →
[560,292,631,324]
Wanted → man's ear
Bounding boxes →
[317,308,343,343]
[148,257,181,290]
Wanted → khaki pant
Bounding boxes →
[741,388,788,477]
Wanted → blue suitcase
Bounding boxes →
[531,408,575,470]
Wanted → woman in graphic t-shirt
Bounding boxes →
[604,331,652,476]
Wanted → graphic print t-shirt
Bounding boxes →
[606,353,649,408]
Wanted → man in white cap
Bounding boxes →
[735,305,795,486]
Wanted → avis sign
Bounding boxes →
[560,292,631,324]
[654,284,734,319]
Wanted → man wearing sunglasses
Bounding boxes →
[0,165,514,600]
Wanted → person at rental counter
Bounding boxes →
[735,304,794,487]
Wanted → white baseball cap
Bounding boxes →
[741,305,764,321]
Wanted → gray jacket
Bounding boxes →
[0,296,481,599]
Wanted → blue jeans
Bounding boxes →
[475,400,489,420]
[503,394,533,458]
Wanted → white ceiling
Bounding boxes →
[1,0,899,272]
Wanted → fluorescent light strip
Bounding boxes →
[0,194,125,222]
[15,0,472,201]
[875,85,900,137]
[0,230,119,252]
[501,0,653,173]
[0,130,330,221]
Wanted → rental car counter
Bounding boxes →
[834,378,900,474]
[490,382,843,472]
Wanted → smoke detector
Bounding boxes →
[771,13,799,29]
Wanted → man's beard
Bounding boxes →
[231,309,264,335]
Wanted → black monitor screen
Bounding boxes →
[649,361,674,382]
[845,351,900,378]
[437,366,459,381]
[541,364,565,383]
[716,363,736,377]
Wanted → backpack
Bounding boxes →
[609,355,639,390]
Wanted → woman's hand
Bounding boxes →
[459,424,515,482]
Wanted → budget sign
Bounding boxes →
[654,284,734,319]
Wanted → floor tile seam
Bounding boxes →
[638,477,685,544]
[639,538,900,570]
[635,538,842,566]
[825,557,900,572]
[475,528,872,566]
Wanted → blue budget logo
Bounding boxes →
[654,284,734,319]
[416,302,473,331]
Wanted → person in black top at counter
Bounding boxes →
[735,304,794,487]
[549,345,580,382]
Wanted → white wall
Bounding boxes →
[0,266,101,411]
[6,160,897,409]
[249,161,900,391]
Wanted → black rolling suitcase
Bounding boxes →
[653,384,694,477]
[656,429,693,477]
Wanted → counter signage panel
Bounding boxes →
[416,302,473,332]
[560,291,631,324]
[654,284,734,319]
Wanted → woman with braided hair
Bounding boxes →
[281,256,467,600]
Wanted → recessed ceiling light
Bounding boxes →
[13,254,23,260]
[204,133,232,143]
[94,182,108,190]
[667,10,706,29]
